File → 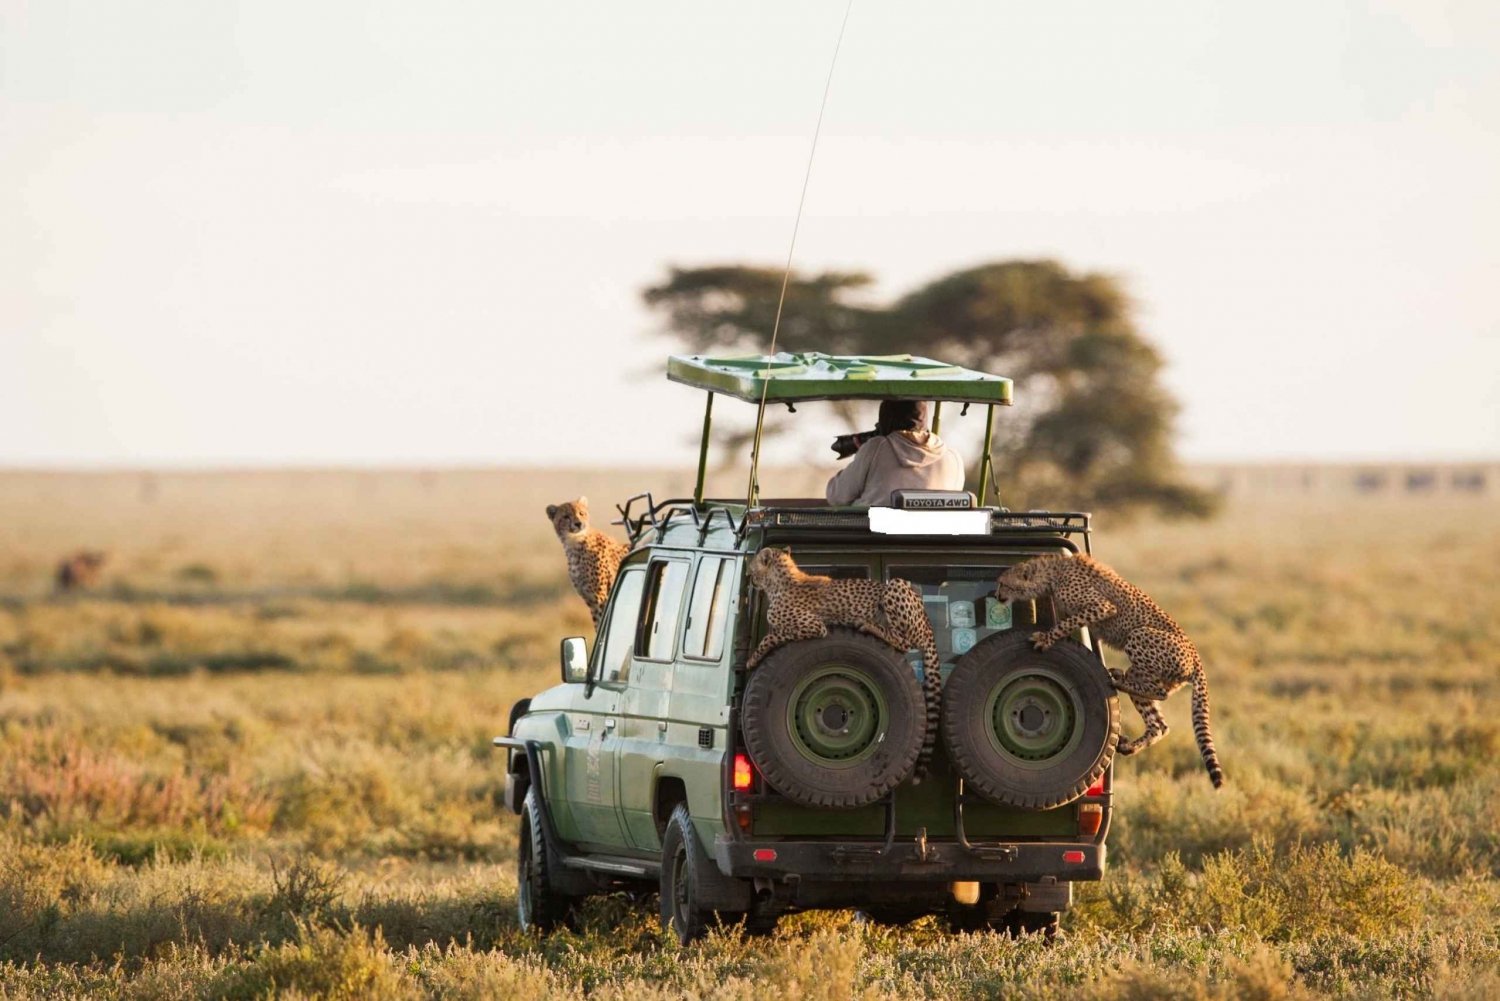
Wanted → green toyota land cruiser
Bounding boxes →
[495,354,1118,942]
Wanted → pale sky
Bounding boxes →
[3,1,1498,468]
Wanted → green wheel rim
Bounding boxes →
[786,664,887,767]
[985,668,1083,768]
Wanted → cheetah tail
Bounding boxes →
[1191,668,1225,788]
[912,633,942,784]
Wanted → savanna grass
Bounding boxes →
[0,471,1497,998]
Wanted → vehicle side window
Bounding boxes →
[637,559,690,661]
[683,556,733,662]
[597,566,646,683]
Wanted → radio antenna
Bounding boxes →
[746,0,855,506]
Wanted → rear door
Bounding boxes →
[617,554,691,851]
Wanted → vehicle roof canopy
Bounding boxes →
[667,352,1013,405]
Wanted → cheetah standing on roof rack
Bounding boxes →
[546,497,630,627]
[995,554,1225,788]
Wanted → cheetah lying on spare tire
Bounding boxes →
[546,497,630,627]
[995,554,1225,788]
[748,547,943,781]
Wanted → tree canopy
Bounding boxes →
[643,260,1217,518]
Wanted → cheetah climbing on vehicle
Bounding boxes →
[995,554,1225,788]
[546,497,631,628]
[748,547,943,781]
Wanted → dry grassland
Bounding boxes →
[0,469,1497,999]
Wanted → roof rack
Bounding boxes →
[615,495,746,547]
[615,495,1092,553]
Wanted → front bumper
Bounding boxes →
[714,835,1104,882]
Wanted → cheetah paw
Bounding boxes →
[1030,631,1056,651]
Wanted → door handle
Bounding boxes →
[605,718,617,731]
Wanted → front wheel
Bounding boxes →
[1002,910,1061,941]
[517,789,573,933]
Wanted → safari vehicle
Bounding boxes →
[495,353,1117,942]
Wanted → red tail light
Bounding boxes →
[732,753,755,791]
[1062,850,1086,864]
[1077,802,1103,836]
[1085,773,1107,797]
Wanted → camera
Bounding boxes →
[831,428,880,460]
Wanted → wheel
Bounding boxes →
[942,632,1118,810]
[857,907,929,927]
[660,804,718,944]
[1002,910,1061,941]
[742,628,926,809]
[945,902,995,933]
[740,910,780,937]
[517,789,574,933]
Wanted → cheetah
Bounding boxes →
[995,554,1225,788]
[546,497,630,628]
[55,550,107,593]
[747,547,942,782]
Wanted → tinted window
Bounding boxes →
[638,560,690,661]
[683,557,733,661]
[598,567,646,683]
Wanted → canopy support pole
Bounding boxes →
[693,392,714,505]
[746,396,768,507]
[977,404,997,506]
[930,401,943,435]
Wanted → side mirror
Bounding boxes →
[560,637,589,684]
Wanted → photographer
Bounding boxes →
[825,400,965,506]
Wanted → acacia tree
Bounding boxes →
[643,259,1216,518]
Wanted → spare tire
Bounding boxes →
[943,632,1118,810]
[742,628,925,809]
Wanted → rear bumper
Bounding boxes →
[714,836,1104,882]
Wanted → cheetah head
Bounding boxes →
[545,497,590,541]
[995,558,1050,601]
[748,547,798,590]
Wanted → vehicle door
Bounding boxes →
[559,560,645,850]
[617,553,691,851]
[659,552,740,851]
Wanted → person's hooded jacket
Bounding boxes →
[824,429,965,507]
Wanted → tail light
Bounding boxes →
[1077,802,1103,836]
[732,753,755,791]
[1062,850,1086,864]
[1085,772,1108,797]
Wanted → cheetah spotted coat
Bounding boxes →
[546,497,631,628]
[995,554,1225,788]
[747,547,943,782]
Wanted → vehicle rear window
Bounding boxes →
[886,565,1028,666]
[683,556,732,662]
